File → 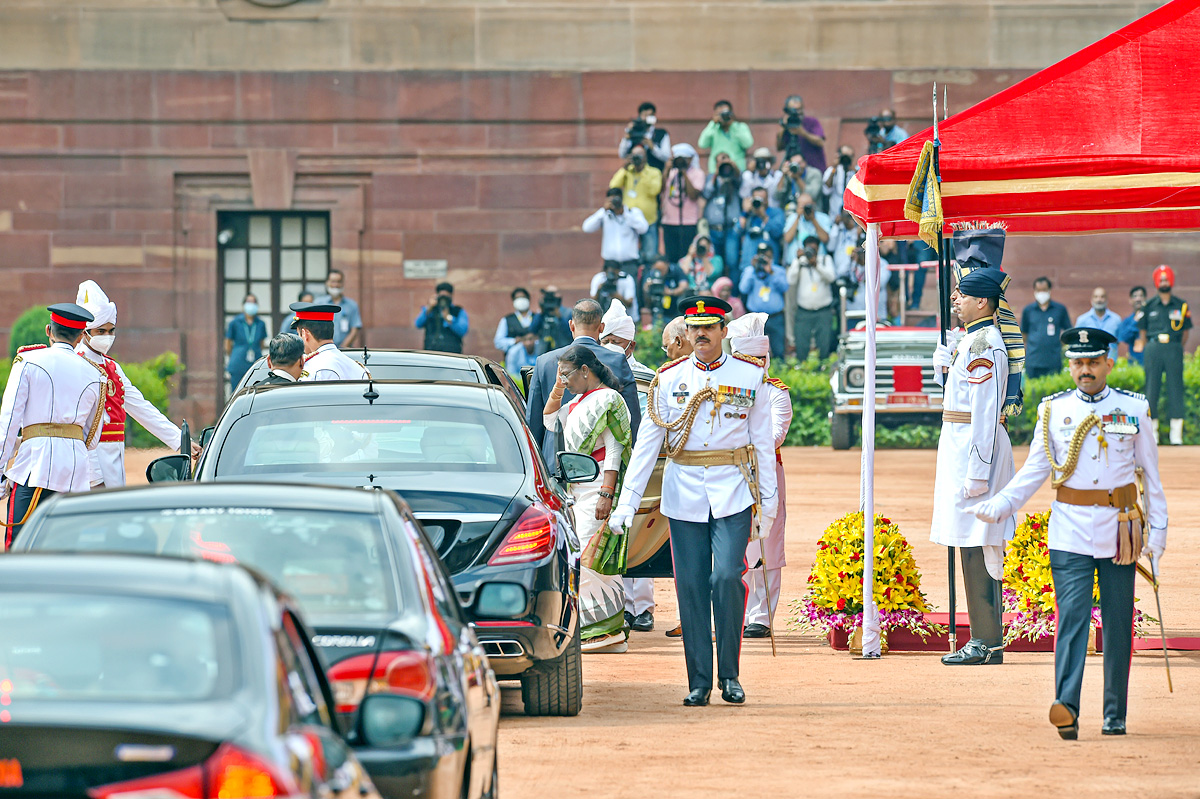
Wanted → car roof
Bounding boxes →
[33,481,387,517]
[237,378,508,413]
[0,552,274,604]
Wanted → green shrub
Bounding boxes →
[0,351,183,450]
[769,356,836,446]
[9,307,51,358]
[634,325,667,371]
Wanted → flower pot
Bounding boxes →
[849,627,889,655]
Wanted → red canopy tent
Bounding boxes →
[845,0,1200,236]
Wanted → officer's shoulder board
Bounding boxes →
[1042,389,1072,404]
[1113,387,1147,402]
[657,356,688,374]
[764,376,790,392]
[12,343,47,364]
[732,352,766,369]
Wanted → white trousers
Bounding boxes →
[743,568,781,628]
[623,578,655,614]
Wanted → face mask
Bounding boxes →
[645,115,656,126]
[513,297,531,313]
[244,302,259,316]
[88,334,115,354]
[1034,291,1051,306]
[327,286,343,297]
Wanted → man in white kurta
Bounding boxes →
[727,313,793,638]
[291,302,370,381]
[1,304,105,547]
[930,267,1015,665]
[610,296,777,706]
[969,326,1166,738]
[75,281,184,488]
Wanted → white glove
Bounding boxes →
[609,505,635,533]
[933,342,954,371]
[961,478,989,499]
[967,495,1009,524]
[1142,531,1165,578]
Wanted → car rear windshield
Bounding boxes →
[367,365,479,382]
[29,509,399,617]
[0,591,236,703]
[213,405,524,476]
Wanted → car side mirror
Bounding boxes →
[355,694,425,748]
[469,581,529,620]
[200,426,215,447]
[146,454,191,483]
[556,452,599,484]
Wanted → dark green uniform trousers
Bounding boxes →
[1144,340,1185,418]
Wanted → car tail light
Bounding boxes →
[88,743,294,799]
[488,504,556,566]
[327,651,436,713]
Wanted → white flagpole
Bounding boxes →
[860,222,883,657]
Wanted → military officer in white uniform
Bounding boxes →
[611,296,778,707]
[74,280,190,488]
[1,303,106,547]
[930,239,1018,666]
[291,302,370,381]
[970,327,1167,739]
[726,312,792,639]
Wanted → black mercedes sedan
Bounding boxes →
[13,483,521,798]
[0,553,382,799]
[150,380,598,716]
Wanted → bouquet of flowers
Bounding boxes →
[1003,509,1150,643]
[794,511,940,639]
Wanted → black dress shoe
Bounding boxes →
[683,688,710,707]
[624,611,635,629]
[1101,718,1126,736]
[719,678,745,704]
[631,610,654,632]
[941,638,1004,665]
[743,623,771,639]
[1049,701,1079,740]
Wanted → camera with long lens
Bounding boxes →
[781,112,803,129]
[751,197,764,210]
[834,274,859,302]
[719,109,732,123]
[644,271,666,311]
[627,118,649,143]
[436,294,452,311]
[864,115,884,138]
[672,156,690,171]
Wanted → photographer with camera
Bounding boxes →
[698,99,754,173]
[781,191,830,266]
[608,145,663,267]
[774,153,823,212]
[591,260,638,317]
[703,152,745,272]
[822,145,858,218]
[788,235,837,360]
[643,255,690,323]
[827,208,862,279]
[533,286,573,352]
[775,94,826,171]
[661,143,706,264]
[740,148,784,208]
[415,281,469,353]
[865,108,908,155]
[738,243,789,358]
[618,101,671,173]
[737,186,784,291]
[582,186,648,271]
[679,234,723,296]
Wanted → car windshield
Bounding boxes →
[0,591,236,703]
[212,405,524,476]
[29,508,399,617]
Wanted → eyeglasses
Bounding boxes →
[558,368,579,382]
[660,345,669,354]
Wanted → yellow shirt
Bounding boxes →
[609,164,663,225]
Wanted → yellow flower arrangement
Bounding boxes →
[794,511,938,638]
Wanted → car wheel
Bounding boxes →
[831,413,854,450]
[519,624,582,716]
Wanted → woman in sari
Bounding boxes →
[543,345,634,653]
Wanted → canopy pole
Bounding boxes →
[859,222,883,658]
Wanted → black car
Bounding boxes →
[233,349,526,410]
[151,380,599,716]
[13,483,522,799]
[0,553,384,799]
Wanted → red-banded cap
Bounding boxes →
[48,302,94,330]
[679,295,731,326]
[289,302,341,324]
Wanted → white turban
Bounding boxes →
[601,298,636,341]
[76,280,116,330]
[728,312,770,358]
[671,142,701,172]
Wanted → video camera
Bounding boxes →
[864,116,885,138]
[834,274,859,302]
[628,118,650,143]
[540,289,561,316]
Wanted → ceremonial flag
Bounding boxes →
[902,141,943,252]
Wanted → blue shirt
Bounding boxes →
[225,315,268,378]
[738,264,789,315]
[1073,308,1121,359]
[1020,300,1071,376]
[415,305,470,337]
[782,208,833,266]
[504,341,539,380]
[738,207,785,270]
[314,294,362,347]
[1117,311,1144,365]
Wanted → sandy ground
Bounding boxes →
[126,446,1200,797]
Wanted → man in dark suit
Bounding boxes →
[254,333,304,386]
[526,299,641,470]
